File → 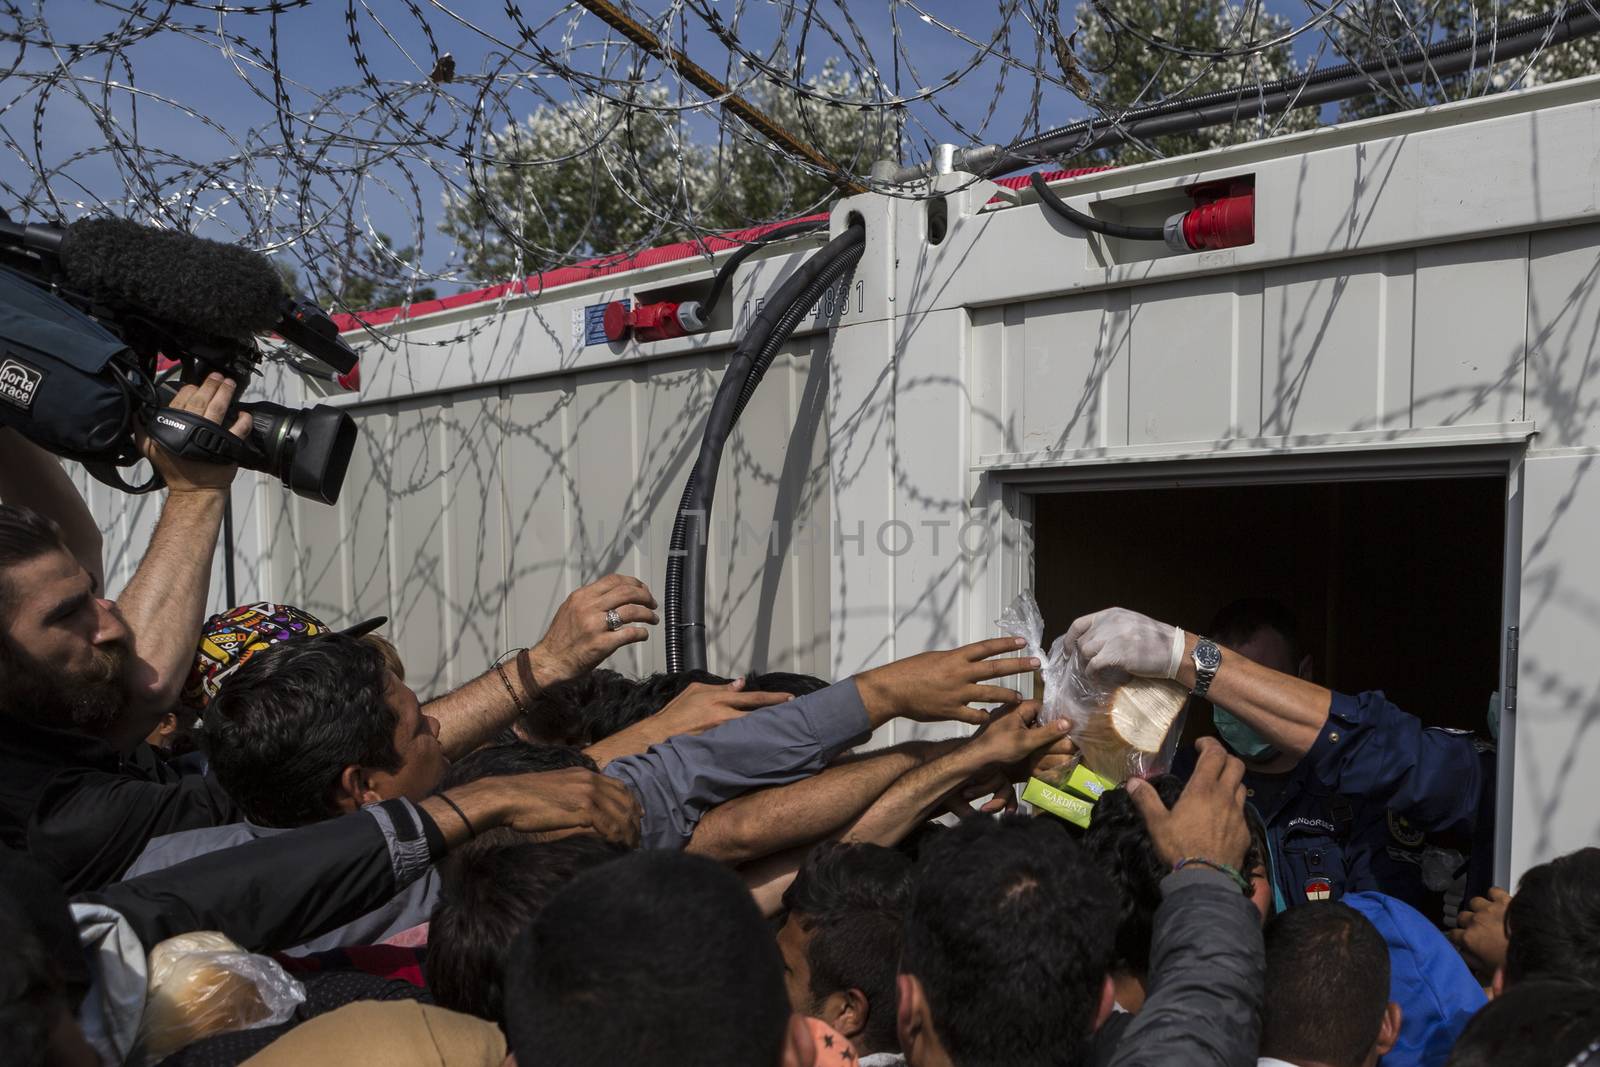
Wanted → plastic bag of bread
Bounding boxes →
[997,593,1186,784]
[138,931,304,1064]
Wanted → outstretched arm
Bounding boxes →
[1110,739,1263,1067]
[846,703,1072,847]
[1068,608,1331,759]
[687,740,953,864]
[426,574,658,758]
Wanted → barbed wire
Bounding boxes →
[0,0,1590,356]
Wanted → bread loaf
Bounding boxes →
[1071,675,1187,784]
[140,932,276,1062]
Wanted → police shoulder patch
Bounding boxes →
[1387,810,1425,848]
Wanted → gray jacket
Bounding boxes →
[123,679,870,946]
[1100,867,1266,1067]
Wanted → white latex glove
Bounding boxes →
[1064,607,1185,680]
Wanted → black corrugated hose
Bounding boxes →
[698,217,831,321]
[664,220,866,672]
[1030,170,1167,241]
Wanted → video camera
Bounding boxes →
[0,212,360,505]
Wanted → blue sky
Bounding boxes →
[0,2,1363,286]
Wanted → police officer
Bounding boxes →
[1066,600,1490,924]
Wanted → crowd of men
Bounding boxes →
[1,375,1598,1067]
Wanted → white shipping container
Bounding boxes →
[82,73,1600,883]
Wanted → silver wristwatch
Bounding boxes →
[1191,637,1222,697]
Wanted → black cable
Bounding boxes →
[664,221,866,672]
[1029,170,1166,241]
[893,4,1600,181]
[991,5,1600,174]
[698,217,831,320]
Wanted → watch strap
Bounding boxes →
[1192,638,1221,697]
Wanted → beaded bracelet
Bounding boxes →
[1173,856,1251,893]
[493,646,530,716]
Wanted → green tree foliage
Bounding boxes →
[440,68,896,279]
[282,230,437,312]
[1072,0,1316,164]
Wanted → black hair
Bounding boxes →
[517,668,641,744]
[747,671,830,698]
[901,814,1117,1067]
[504,851,792,1067]
[1505,847,1600,987]
[204,632,398,827]
[523,667,827,746]
[1445,977,1600,1067]
[437,739,597,792]
[780,842,913,1055]
[1261,903,1390,1067]
[428,835,627,1025]
[1080,774,1185,976]
[0,505,68,624]
[1209,597,1303,662]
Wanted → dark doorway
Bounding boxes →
[1032,476,1506,735]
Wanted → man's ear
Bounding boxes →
[780,1013,816,1067]
[1375,1002,1403,1057]
[334,765,372,813]
[1296,653,1315,681]
[1093,974,1116,1031]
[1491,966,1506,999]
[832,988,870,1041]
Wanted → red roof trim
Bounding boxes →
[334,168,1114,332]
[334,213,830,332]
[988,165,1113,190]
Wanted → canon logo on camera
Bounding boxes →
[156,415,188,432]
[0,356,44,411]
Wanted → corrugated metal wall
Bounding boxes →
[77,341,832,702]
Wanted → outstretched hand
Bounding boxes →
[529,574,659,688]
[966,700,1074,767]
[1449,886,1511,975]
[1128,737,1250,870]
[490,767,642,848]
[854,637,1039,728]
[649,678,793,739]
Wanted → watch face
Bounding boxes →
[1195,642,1222,670]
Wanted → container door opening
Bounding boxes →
[1030,474,1506,916]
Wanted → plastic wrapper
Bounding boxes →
[997,592,1187,785]
[138,931,305,1064]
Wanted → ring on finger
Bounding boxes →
[605,608,623,632]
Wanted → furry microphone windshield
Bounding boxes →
[57,218,288,342]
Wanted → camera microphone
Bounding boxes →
[0,214,362,505]
[56,217,288,341]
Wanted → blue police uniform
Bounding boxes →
[1176,690,1491,922]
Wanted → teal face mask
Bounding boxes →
[1213,707,1280,762]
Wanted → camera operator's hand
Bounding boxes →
[527,574,659,689]
[138,373,253,493]
[854,637,1039,728]
[1128,737,1250,870]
